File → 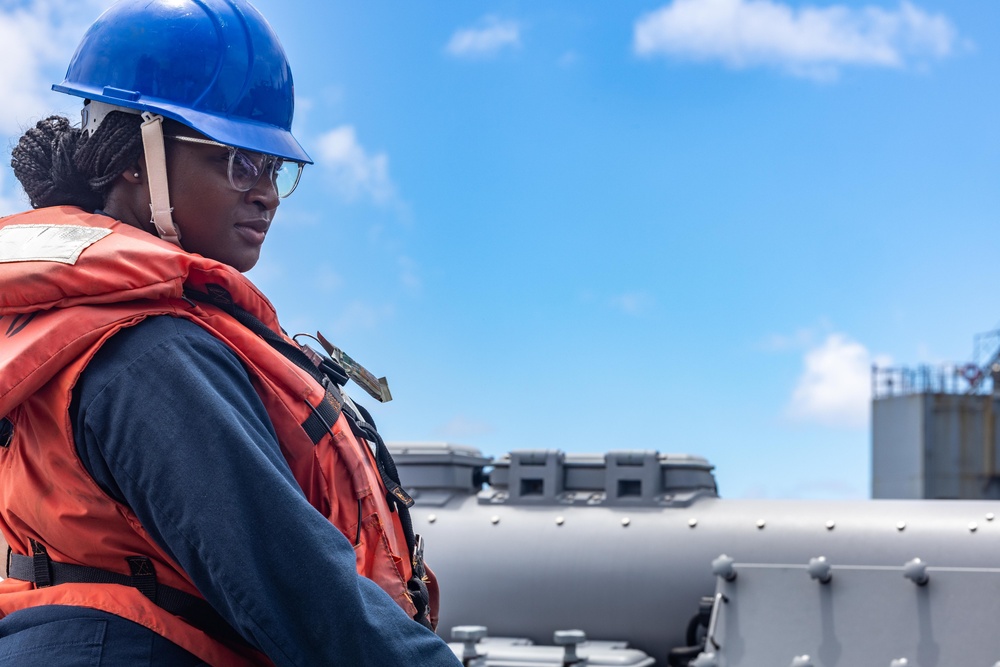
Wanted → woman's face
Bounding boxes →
[162,130,281,273]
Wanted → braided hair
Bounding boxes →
[10,111,144,212]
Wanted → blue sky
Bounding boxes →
[2,0,998,498]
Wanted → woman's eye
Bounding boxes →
[232,155,258,177]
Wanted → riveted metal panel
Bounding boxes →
[704,562,1000,666]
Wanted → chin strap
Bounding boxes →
[139,112,181,247]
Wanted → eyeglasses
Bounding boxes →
[163,135,304,198]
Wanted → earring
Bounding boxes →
[133,172,140,178]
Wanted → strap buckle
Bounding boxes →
[30,539,52,588]
[411,534,426,579]
[126,556,158,602]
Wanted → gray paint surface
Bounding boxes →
[705,563,1000,665]
[393,443,1000,666]
[872,394,925,498]
[873,393,1000,499]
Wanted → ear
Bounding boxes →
[121,157,147,184]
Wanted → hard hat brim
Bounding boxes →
[55,84,313,165]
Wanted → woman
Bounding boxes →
[0,1,461,665]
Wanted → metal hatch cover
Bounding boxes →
[700,561,1000,666]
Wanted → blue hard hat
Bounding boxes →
[53,0,312,164]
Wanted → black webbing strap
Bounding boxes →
[347,402,416,515]
[0,417,13,448]
[301,392,343,445]
[185,288,349,448]
[185,285,433,628]
[199,280,420,519]
[342,404,433,629]
[9,542,248,648]
[185,287,326,386]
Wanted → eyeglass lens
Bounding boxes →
[229,149,302,198]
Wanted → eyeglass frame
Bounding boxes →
[162,134,304,198]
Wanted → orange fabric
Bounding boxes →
[0,207,421,666]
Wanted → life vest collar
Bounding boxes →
[0,207,276,322]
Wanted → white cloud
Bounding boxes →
[786,333,890,429]
[434,416,494,439]
[736,477,865,499]
[759,318,834,351]
[760,327,817,351]
[558,51,580,67]
[315,125,395,204]
[314,264,343,293]
[0,0,115,136]
[397,255,422,293]
[0,169,26,216]
[330,300,394,334]
[633,0,958,79]
[446,16,521,58]
[0,0,116,208]
[610,291,655,316]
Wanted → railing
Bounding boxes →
[872,363,996,400]
[974,330,1000,368]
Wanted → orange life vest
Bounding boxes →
[0,206,434,666]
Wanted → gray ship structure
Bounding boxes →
[390,336,1000,666]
